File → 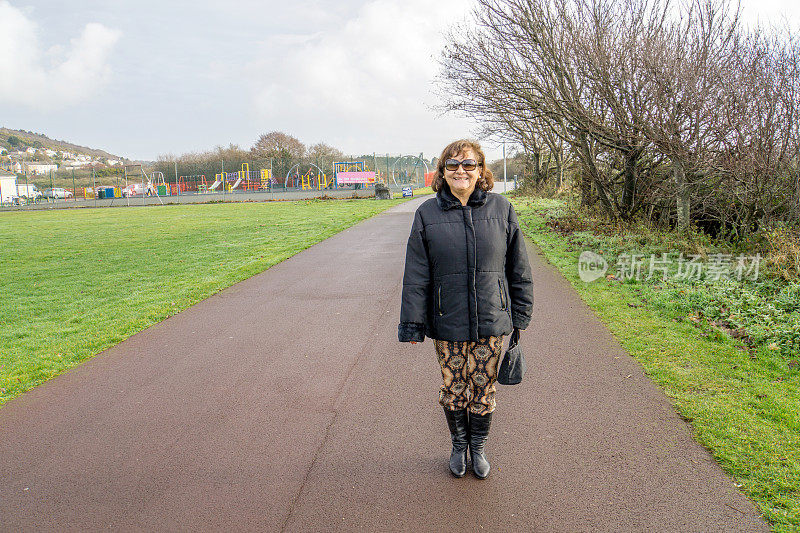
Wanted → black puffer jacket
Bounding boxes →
[398,185,534,342]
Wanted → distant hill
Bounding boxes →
[0,127,125,160]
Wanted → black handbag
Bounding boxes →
[497,328,525,385]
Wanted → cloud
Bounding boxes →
[0,1,121,110]
[248,0,477,154]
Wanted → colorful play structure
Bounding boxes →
[211,164,265,192]
[175,175,206,194]
[286,163,330,190]
[280,161,378,190]
[175,165,275,194]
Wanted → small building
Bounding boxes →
[0,173,17,203]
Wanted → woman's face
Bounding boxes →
[443,148,480,197]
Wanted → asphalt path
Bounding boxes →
[0,195,766,531]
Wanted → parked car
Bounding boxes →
[42,187,73,199]
[122,182,158,197]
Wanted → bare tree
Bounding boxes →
[438,0,675,220]
[711,27,800,235]
[437,0,800,235]
[306,142,345,165]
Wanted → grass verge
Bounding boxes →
[512,196,799,531]
[1,198,408,407]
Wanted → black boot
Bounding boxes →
[469,411,493,479]
[443,408,469,478]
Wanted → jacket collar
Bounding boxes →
[436,183,488,210]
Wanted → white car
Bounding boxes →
[43,187,73,199]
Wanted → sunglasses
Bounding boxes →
[444,158,479,172]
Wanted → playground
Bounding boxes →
[0,154,437,210]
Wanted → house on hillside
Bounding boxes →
[62,159,92,169]
[22,162,57,175]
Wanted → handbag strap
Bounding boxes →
[508,327,520,348]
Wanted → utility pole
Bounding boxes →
[503,141,507,193]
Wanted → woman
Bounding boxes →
[398,139,534,479]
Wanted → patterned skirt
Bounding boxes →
[433,336,504,416]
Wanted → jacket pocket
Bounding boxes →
[498,278,507,310]
[475,271,512,334]
[437,285,443,316]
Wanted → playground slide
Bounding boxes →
[231,178,242,190]
[209,180,222,191]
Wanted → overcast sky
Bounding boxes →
[1,0,798,163]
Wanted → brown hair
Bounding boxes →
[432,139,494,192]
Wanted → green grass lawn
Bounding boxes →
[512,196,799,531]
[0,198,408,407]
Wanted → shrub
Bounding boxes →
[761,224,800,281]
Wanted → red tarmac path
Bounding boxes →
[1,197,768,531]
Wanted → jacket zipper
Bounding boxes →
[498,279,506,310]
[438,286,443,316]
